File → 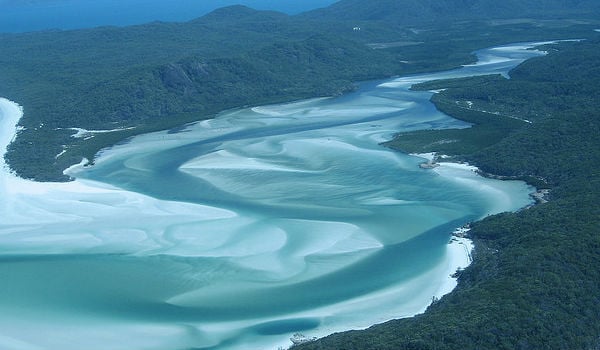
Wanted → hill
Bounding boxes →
[303,0,600,23]
[2,3,597,180]
[297,36,600,350]
[1,1,600,349]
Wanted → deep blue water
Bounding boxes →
[0,0,337,33]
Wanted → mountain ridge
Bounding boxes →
[2,1,598,180]
[302,0,600,23]
[193,4,289,23]
[1,1,600,350]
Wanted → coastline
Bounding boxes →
[410,153,479,304]
[0,98,22,173]
[2,40,544,347]
[1,95,492,350]
[292,35,600,349]
[412,151,549,205]
[2,40,546,348]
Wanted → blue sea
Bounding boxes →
[0,0,337,33]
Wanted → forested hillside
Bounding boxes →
[2,0,600,349]
[298,37,600,350]
[1,3,596,180]
[303,0,600,23]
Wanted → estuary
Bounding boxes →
[0,42,551,349]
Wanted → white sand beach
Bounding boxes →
[0,96,484,350]
[1,37,540,349]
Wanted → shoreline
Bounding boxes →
[1,96,486,350]
[0,98,22,173]
[413,151,550,205]
[1,41,546,348]
[2,39,545,346]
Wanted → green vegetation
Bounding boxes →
[386,74,527,158]
[1,4,597,180]
[297,38,600,350]
[304,0,600,22]
[2,2,600,347]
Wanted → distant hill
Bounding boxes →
[195,5,289,23]
[1,1,598,181]
[2,2,600,350]
[302,0,600,23]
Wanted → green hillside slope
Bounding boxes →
[303,0,600,22]
[298,36,600,350]
[2,4,595,180]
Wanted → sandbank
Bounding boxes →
[0,39,537,349]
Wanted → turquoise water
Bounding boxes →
[0,43,551,349]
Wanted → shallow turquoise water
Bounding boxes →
[0,42,551,349]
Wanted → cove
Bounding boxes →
[0,42,552,350]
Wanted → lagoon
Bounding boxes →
[0,42,550,349]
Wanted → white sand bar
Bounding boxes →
[0,39,546,350]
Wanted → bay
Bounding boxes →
[0,42,551,349]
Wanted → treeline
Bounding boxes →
[0,5,595,180]
[302,0,600,23]
[298,38,600,349]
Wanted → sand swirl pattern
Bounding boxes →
[0,42,551,350]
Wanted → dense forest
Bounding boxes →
[2,1,600,349]
[304,0,600,22]
[1,4,598,180]
[298,37,600,350]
